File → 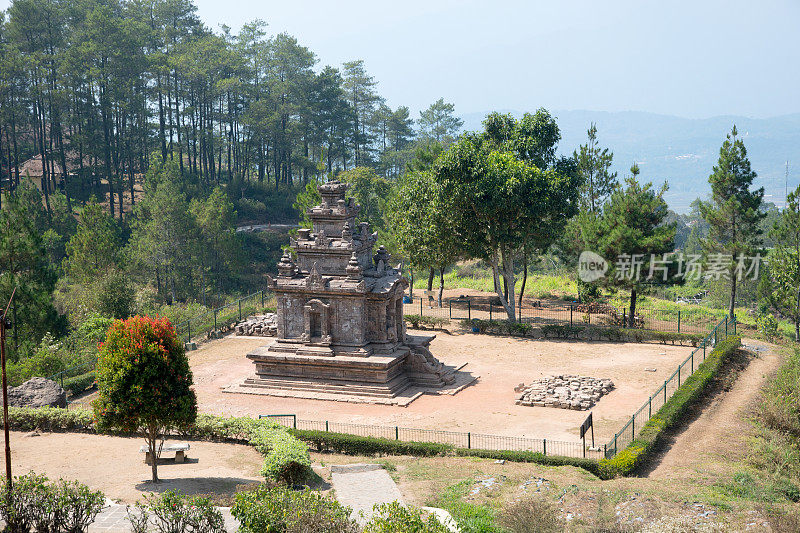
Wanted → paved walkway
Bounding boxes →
[330,463,405,523]
[87,499,239,532]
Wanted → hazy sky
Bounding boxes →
[1,0,798,119]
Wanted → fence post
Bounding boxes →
[725,316,728,337]
[467,432,471,449]
[543,438,546,456]
[691,351,694,373]
[293,416,297,430]
[214,309,217,334]
[664,381,667,403]
[420,297,423,316]
[468,301,471,321]
[703,341,706,361]
[632,416,635,441]
[678,366,681,387]
[325,421,329,432]
[677,310,681,333]
[648,396,652,418]
[570,305,573,326]
[613,434,617,455]
[604,444,607,459]
[395,426,399,440]
[623,309,626,327]
[187,320,191,342]
[239,300,242,321]
[489,303,493,321]
[449,300,452,319]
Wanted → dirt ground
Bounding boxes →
[187,331,691,443]
[1,431,263,503]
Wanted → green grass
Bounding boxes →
[428,479,501,533]
[411,270,578,300]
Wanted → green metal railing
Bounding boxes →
[174,289,275,343]
[604,314,737,458]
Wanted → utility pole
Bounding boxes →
[1,288,16,487]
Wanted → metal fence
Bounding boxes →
[604,314,737,458]
[174,289,275,343]
[260,415,605,460]
[404,296,720,334]
[47,360,94,390]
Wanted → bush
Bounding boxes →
[404,315,448,330]
[758,313,779,341]
[63,370,96,395]
[232,485,358,533]
[363,501,449,533]
[463,319,536,337]
[0,472,104,533]
[133,490,225,533]
[7,406,95,432]
[599,335,741,478]
[761,348,800,437]
[452,448,602,477]
[499,497,562,533]
[250,427,311,484]
[294,429,453,457]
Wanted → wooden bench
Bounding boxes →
[139,443,190,465]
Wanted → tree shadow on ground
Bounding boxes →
[634,346,754,477]
[135,476,261,499]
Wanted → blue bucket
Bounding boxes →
[403,296,412,304]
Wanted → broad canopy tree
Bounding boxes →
[433,110,581,320]
[94,315,197,483]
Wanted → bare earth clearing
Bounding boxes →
[2,431,263,503]
[188,331,690,442]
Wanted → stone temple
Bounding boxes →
[235,181,467,405]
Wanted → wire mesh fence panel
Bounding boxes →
[175,290,275,342]
[605,316,735,458]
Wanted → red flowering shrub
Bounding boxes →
[93,315,197,482]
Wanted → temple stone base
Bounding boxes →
[228,334,474,405]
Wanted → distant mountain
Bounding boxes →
[460,110,800,213]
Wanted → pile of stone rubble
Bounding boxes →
[235,314,278,336]
[515,375,614,410]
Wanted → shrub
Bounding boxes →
[452,448,602,477]
[761,348,800,436]
[599,336,741,478]
[363,501,449,533]
[405,315,448,330]
[758,313,779,341]
[138,490,225,533]
[63,370,96,395]
[499,497,562,533]
[232,485,358,533]
[7,406,95,432]
[0,472,104,533]
[294,429,453,457]
[252,428,311,484]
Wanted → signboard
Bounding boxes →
[579,412,593,439]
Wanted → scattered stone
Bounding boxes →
[494,459,506,464]
[235,314,278,336]
[9,377,66,408]
[515,375,614,410]
[644,367,657,372]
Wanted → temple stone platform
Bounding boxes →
[224,181,476,406]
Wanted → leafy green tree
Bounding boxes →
[593,169,676,326]
[418,98,462,143]
[699,125,765,318]
[389,170,460,305]
[64,197,121,282]
[435,111,581,320]
[574,123,618,216]
[760,184,800,341]
[0,181,63,357]
[190,186,240,296]
[94,315,197,483]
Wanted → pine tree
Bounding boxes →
[573,123,617,215]
[699,125,765,318]
[0,181,63,356]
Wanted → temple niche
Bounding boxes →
[236,181,465,405]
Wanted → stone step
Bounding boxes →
[242,375,412,398]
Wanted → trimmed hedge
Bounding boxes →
[464,320,704,346]
[404,314,449,330]
[598,335,741,478]
[452,447,603,477]
[293,429,454,457]
[63,370,96,396]
[6,406,95,432]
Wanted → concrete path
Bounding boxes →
[86,499,239,532]
[330,463,405,523]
